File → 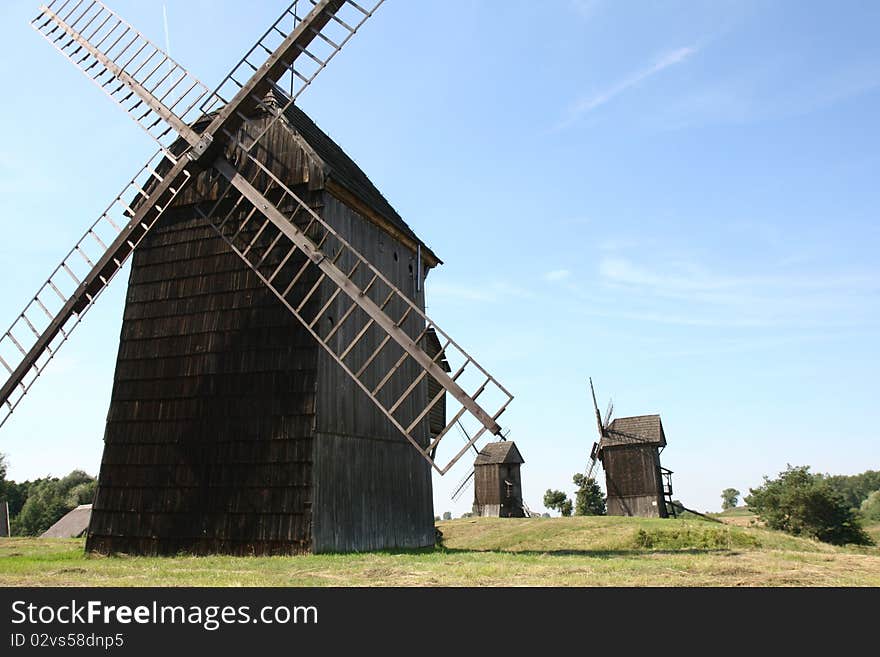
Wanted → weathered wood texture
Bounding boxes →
[601,445,667,518]
[472,443,525,518]
[86,107,437,555]
[312,193,434,551]
[87,206,319,556]
[473,464,524,518]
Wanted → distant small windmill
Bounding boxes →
[451,422,514,501]
[586,378,676,518]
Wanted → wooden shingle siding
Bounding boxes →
[87,205,319,556]
[602,445,667,518]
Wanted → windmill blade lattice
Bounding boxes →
[0,150,194,427]
[451,469,474,502]
[5,0,513,475]
[207,0,385,151]
[32,0,224,152]
[200,147,512,473]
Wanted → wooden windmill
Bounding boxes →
[587,379,673,518]
[448,423,529,517]
[0,1,513,555]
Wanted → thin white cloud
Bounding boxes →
[543,269,572,282]
[651,56,880,131]
[591,255,880,329]
[569,0,602,20]
[558,46,698,129]
[427,280,535,303]
[598,256,879,295]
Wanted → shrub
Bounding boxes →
[745,465,872,546]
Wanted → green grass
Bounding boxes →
[1,516,879,587]
[715,506,755,517]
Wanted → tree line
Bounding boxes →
[0,454,97,536]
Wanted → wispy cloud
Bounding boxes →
[557,45,699,129]
[569,0,602,21]
[651,55,880,131]
[543,269,572,282]
[599,256,879,296]
[592,255,880,329]
[427,280,535,303]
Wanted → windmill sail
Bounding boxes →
[0,151,193,428]
[32,0,224,151]
[5,0,513,474]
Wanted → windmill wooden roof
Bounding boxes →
[40,504,92,538]
[281,104,441,265]
[474,441,524,465]
[184,90,442,268]
[602,415,666,448]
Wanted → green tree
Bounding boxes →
[543,489,573,517]
[721,488,741,511]
[572,473,606,515]
[442,511,452,521]
[861,491,880,522]
[745,465,872,546]
[825,471,880,509]
[11,470,96,536]
[3,479,41,519]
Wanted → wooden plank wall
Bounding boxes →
[603,446,667,518]
[474,464,524,518]
[504,465,525,518]
[474,464,501,517]
[86,205,321,555]
[311,193,435,552]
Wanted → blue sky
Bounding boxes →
[0,1,877,515]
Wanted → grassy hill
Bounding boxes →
[1,516,878,587]
[715,506,755,517]
[711,506,760,527]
